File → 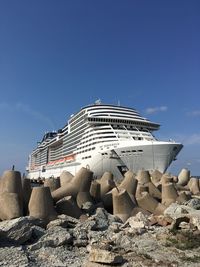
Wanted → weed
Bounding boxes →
[180,255,200,263]
[165,230,200,250]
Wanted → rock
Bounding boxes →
[57,214,79,228]
[122,212,150,229]
[164,203,195,220]
[88,207,122,231]
[89,208,109,230]
[186,198,200,210]
[46,217,69,229]
[72,225,89,247]
[28,246,87,267]
[0,246,29,266]
[89,248,123,264]
[0,217,33,245]
[190,215,200,230]
[29,226,72,250]
[170,216,190,230]
[83,262,111,267]
[81,201,95,214]
[149,215,172,227]
[31,225,46,241]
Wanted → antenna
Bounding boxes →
[95,99,101,105]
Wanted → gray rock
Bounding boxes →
[0,246,29,267]
[72,225,89,247]
[46,217,68,229]
[29,226,72,251]
[57,214,79,228]
[0,217,33,245]
[31,225,46,240]
[122,212,150,230]
[27,246,88,267]
[81,201,95,214]
[88,208,122,231]
[186,198,200,210]
[164,203,195,219]
[89,248,123,264]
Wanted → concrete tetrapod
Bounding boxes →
[119,171,138,196]
[136,170,151,185]
[52,167,93,202]
[161,183,178,207]
[137,192,166,215]
[98,172,115,198]
[44,177,60,192]
[188,177,200,195]
[99,172,118,212]
[28,187,57,224]
[56,196,82,218]
[161,173,173,185]
[76,191,94,208]
[1,170,23,211]
[21,177,32,215]
[1,170,23,196]
[90,180,101,203]
[147,182,162,200]
[150,169,163,186]
[102,191,113,213]
[176,191,191,204]
[118,171,138,206]
[135,185,149,199]
[97,183,117,213]
[59,171,74,187]
[0,192,23,220]
[136,192,160,214]
[112,188,136,223]
[177,168,190,186]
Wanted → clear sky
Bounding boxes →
[0,0,200,176]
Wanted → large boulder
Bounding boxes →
[0,217,33,244]
[29,226,72,251]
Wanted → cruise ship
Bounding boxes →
[27,103,183,179]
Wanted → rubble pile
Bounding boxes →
[0,167,200,266]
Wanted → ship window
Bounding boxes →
[138,150,143,152]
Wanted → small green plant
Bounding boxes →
[141,253,152,260]
[165,230,200,250]
[180,255,200,263]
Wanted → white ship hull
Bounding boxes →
[28,140,182,180]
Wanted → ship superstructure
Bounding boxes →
[27,104,183,179]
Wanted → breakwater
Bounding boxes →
[0,167,200,266]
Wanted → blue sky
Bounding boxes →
[0,0,200,176]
